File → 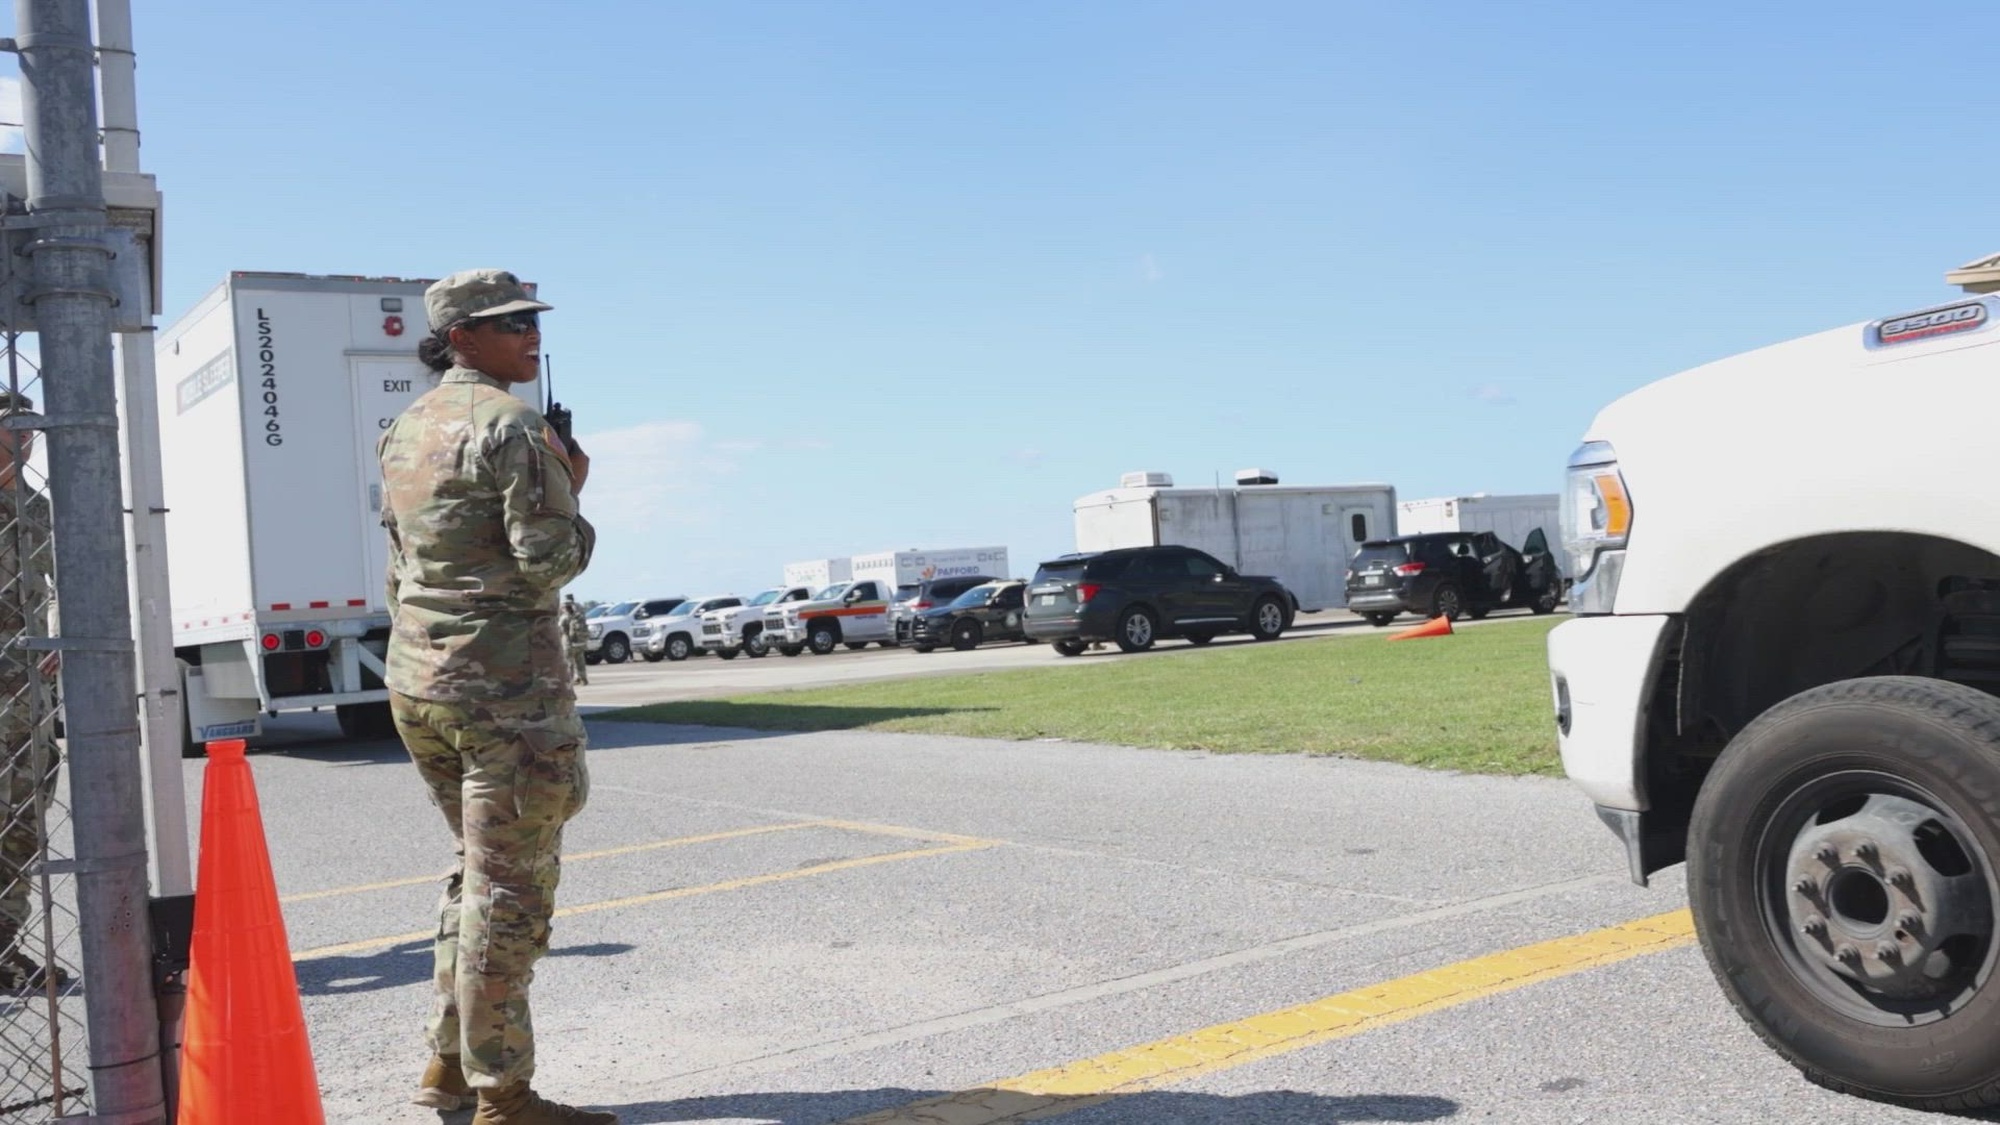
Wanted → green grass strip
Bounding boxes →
[599,617,1566,776]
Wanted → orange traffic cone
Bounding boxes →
[1389,614,1454,641]
[177,739,325,1124]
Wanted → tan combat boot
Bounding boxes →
[411,1053,473,1110]
[472,1081,619,1125]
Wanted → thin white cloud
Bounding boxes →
[1469,383,1516,407]
[1139,254,1164,283]
[1010,447,1044,467]
[0,77,21,154]
[573,419,737,536]
[711,438,763,454]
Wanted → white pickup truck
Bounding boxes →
[1547,253,2000,1112]
[699,585,815,658]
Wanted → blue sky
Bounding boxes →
[10,3,1990,599]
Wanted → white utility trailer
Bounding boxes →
[1072,470,1396,612]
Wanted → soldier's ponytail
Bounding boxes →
[417,333,454,373]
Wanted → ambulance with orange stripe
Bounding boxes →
[156,272,543,752]
[767,547,1009,656]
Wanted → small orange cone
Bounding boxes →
[177,739,325,1125]
[1388,615,1454,641]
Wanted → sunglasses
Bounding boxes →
[477,311,540,335]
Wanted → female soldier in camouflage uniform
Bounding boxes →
[378,270,612,1124]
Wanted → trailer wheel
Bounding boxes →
[1688,676,2000,1111]
[808,622,840,655]
[665,634,693,662]
[336,701,398,741]
[950,619,983,651]
[1249,597,1286,641]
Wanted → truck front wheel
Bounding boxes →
[1688,676,2000,1111]
[808,622,840,655]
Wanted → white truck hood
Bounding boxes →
[1584,296,2000,613]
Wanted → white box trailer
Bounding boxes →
[782,556,853,590]
[156,271,541,749]
[1072,471,1396,612]
[1397,493,1568,578]
[851,546,1011,590]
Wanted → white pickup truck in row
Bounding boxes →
[1548,252,2000,1113]
[699,585,816,657]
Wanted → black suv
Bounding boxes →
[891,574,1001,644]
[910,580,1033,652]
[1344,530,1561,626]
[1022,546,1295,656]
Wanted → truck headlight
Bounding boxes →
[1562,441,1633,613]
[588,624,603,639]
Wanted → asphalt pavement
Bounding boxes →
[198,645,1980,1124]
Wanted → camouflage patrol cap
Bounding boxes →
[424,268,553,332]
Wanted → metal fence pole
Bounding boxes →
[16,0,163,1120]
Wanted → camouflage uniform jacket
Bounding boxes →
[377,367,594,701]
[561,606,589,648]
[0,485,51,704]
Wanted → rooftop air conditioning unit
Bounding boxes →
[1121,471,1174,489]
[1234,468,1280,486]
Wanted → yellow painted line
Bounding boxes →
[292,839,999,963]
[839,909,1697,1124]
[279,821,827,905]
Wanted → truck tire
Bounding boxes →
[665,634,693,662]
[1115,606,1157,653]
[336,701,398,741]
[603,633,632,664]
[808,622,840,656]
[1687,676,2000,1111]
[744,628,769,658]
[950,619,982,651]
[1249,596,1286,641]
[1429,584,1464,622]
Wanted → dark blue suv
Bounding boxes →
[1021,546,1295,656]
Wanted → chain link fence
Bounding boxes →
[0,343,89,1122]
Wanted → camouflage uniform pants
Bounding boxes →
[0,700,59,934]
[567,644,588,685]
[390,692,589,1088]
